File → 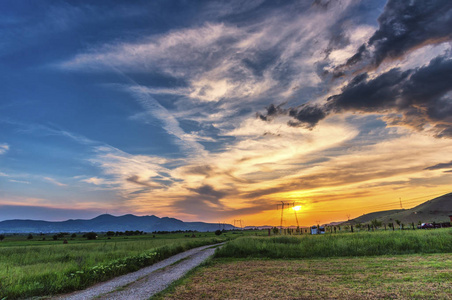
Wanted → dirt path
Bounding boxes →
[55,243,223,300]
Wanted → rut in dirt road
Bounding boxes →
[54,243,224,300]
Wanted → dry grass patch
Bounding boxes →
[158,254,452,300]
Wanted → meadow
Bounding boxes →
[2,229,451,299]
[0,231,243,299]
[154,228,452,299]
[215,229,452,258]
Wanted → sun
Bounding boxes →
[292,205,301,211]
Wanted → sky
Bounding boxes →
[1,0,452,226]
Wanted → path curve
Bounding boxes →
[54,243,224,300]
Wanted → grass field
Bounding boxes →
[2,229,451,299]
[0,231,242,299]
[154,228,452,299]
[216,229,452,258]
[156,254,452,299]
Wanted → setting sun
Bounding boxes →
[292,206,302,212]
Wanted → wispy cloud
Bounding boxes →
[81,177,107,185]
[126,85,207,157]
[43,177,67,187]
[0,143,9,154]
[9,179,30,184]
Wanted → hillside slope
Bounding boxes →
[344,193,452,225]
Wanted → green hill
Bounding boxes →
[343,192,452,225]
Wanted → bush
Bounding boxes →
[85,232,97,240]
[215,230,222,236]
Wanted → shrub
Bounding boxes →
[85,232,97,240]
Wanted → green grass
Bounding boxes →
[215,228,452,259]
[0,232,232,299]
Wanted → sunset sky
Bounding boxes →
[1,0,452,226]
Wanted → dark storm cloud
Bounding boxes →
[256,103,286,121]
[424,160,452,170]
[328,68,410,111]
[288,104,328,128]
[188,184,227,199]
[261,55,452,136]
[345,0,452,68]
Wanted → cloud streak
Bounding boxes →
[44,177,67,187]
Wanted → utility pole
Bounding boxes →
[399,197,403,209]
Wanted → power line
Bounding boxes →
[309,191,449,214]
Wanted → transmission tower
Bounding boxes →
[277,201,295,233]
[234,219,243,229]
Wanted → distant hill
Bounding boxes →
[0,214,234,233]
[342,193,452,225]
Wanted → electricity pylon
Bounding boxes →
[277,202,296,234]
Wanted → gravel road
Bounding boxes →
[54,243,223,300]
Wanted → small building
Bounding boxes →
[310,226,325,235]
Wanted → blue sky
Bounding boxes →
[1,0,452,225]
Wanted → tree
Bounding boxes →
[71,233,77,238]
[371,219,382,229]
[0,234,5,241]
[214,229,222,236]
[106,231,115,237]
[85,232,97,240]
[27,234,33,240]
[395,219,401,229]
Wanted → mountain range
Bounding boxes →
[0,214,234,233]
